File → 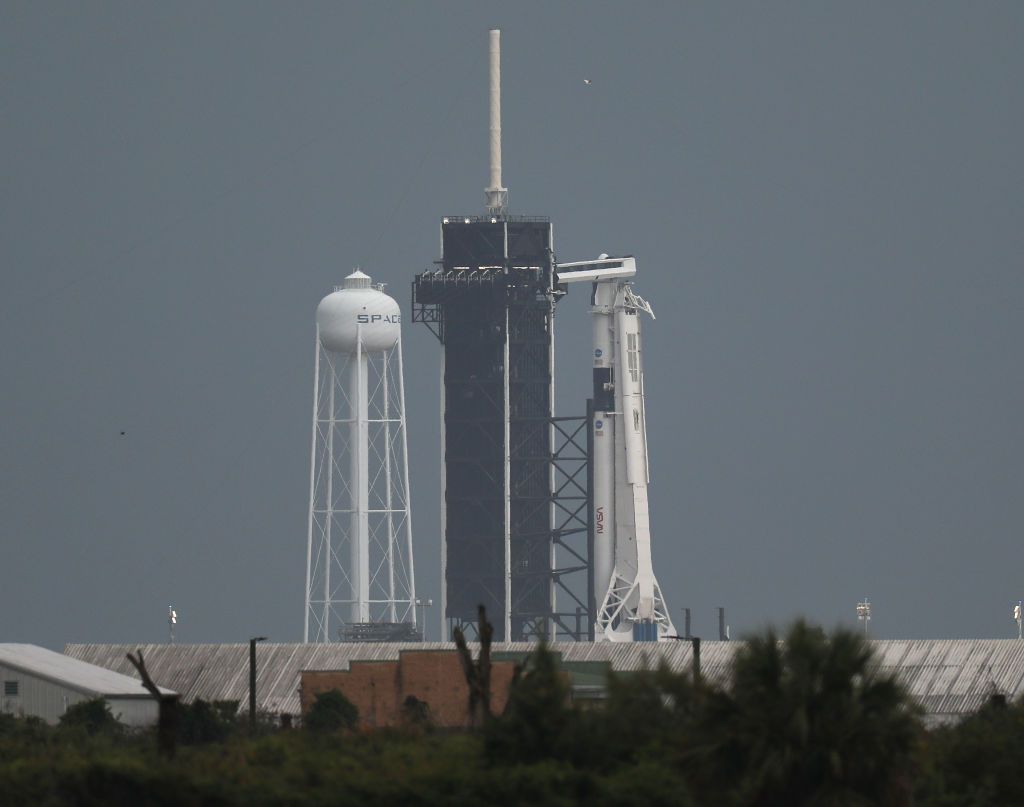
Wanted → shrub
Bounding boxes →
[400,695,432,731]
[178,698,236,744]
[58,698,123,737]
[305,689,359,733]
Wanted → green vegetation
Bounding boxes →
[916,694,1024,805]
[304,689,359,734]
[1,621,1021,805]
[693,620,920,804]
[58,697,125,737]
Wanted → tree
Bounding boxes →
[691,620,919,805]
[453,604,494,728]
[58,698,123,736]
[485,641,570,763]
[305,689,358,733]
[126,649,179,757]
[580,661,700,771]
[917,694,1024,805]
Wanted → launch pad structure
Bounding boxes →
[411,29,676,643]
[411,30,593,642]
[298,29,674,646]
[412,218,593,642]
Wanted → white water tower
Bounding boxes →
[304,270,417,642]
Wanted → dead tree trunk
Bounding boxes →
[127,650,179,758]
[453,605,494,729]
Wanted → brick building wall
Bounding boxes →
[300,650,520,728]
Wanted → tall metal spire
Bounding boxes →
[484,29,508,215]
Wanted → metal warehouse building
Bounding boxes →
[1,644,172,726]
[65,639,1024,726]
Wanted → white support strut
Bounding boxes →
[350,328,370,623]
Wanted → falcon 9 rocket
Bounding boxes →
[557,256,676,642]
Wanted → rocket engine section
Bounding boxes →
[557,256,675,642]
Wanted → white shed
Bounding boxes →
[0,644,174,726]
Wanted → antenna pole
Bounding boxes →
[485,29,508,215]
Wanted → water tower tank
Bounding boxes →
[316,270,401,353]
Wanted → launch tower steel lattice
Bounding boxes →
[413,217,592,642]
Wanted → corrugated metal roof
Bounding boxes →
[1,643,175,698]
[64,640,1024,720]
[63,642,697,715]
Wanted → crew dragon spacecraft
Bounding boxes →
[557,257,676,642]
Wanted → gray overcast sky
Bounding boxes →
[2,2,1022,648]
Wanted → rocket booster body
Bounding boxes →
[559,255,674,642]
[591,285,617,609]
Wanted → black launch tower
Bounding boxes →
[412,217,592,641]
[412,30,592,642]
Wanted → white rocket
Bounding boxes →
[557,256,675,641]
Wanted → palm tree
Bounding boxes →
[691,620,919,806]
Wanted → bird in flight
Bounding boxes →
[583,78,592,85]
[120,431,126,436]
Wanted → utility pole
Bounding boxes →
[416,598,433,641]
[666,634,702,684]
[249,636,267,729]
